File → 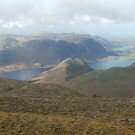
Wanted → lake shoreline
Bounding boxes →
[0,58,135,81]
[0,67,54,81]
[0,64,55,72]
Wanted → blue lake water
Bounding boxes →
[0,67,51,81]
[0,59,134,80]
[89,59,135,71]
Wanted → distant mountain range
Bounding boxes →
[0,33,115,66]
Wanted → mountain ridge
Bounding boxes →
[32,58,93,84]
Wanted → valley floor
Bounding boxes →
[0,96,135,135]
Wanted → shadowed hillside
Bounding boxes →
[66,67,135,97]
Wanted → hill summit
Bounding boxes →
[32,58,93,84]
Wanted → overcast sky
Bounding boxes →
[0,0,135,36]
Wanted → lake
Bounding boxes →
[0,59,134,80]
[89,59,135,70]
[0,67,52,81]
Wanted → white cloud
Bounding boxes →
[2,22,24,28]
[0,18,34,28]
[100,18,114,25]
[70,15,91,25]
[0,0,135,35]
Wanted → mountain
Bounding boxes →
[32,58,135,97]
[0,35,19,50]
[0,33,93,43]
[93,36,115,50]
[66,66,135,97]
[32,58,93,83]
[0,33,114,67]
[34,32,93,43]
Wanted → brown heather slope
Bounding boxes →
[0,97,135,135]
[32,58,93,84]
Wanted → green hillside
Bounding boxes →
[66,67,135,97]
[0,78,84,100]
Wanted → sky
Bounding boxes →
[0,0,135,37]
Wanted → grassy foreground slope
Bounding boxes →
[66,67,135,97]
[0,77,135,134]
